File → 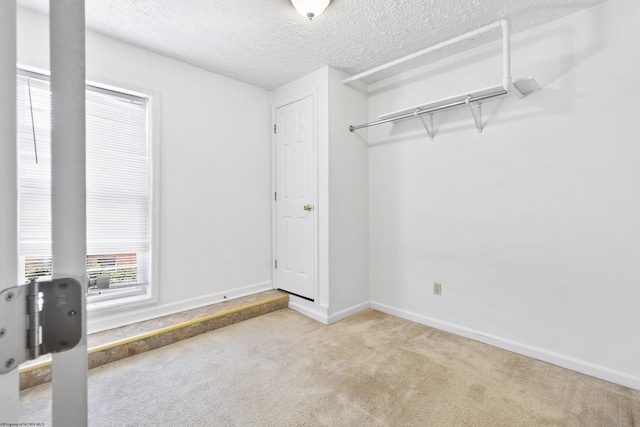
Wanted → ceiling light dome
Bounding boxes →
[291,0,331,21]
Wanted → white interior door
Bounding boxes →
[275,96,316,300]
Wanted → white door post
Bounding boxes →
[0,0,19,423]
[50,1,88,426]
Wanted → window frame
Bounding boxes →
[16,67,160,316]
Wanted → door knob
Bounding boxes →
[303,204,313,212]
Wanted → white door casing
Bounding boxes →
[50,2,89,426]
[0,0,19,422]
[0,2,88,425]
[275,96,316,300]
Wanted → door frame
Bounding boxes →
[0,2,88,425]
[0,0,19,421]
[271,91,320,303]
[49,2,89,425]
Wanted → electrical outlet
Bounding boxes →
[433,282,442,296]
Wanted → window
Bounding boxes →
[17,70,152,306]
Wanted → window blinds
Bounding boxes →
[18,75,52,256]
[17,72,150,287]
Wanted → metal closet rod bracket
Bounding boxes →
[466,96,483,133]
[418,112,435,140]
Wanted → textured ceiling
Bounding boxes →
[16,0,607,90]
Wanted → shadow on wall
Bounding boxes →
[360,3,606,144]
[368,2,606,98]
[511,6,606,91]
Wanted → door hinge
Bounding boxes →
[274,191,277,201]
[275,259,278,269]
[274,124,276,134]
[0,277,83,374]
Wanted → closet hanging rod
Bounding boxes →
[349,88,507,132]
[342,19,508,85]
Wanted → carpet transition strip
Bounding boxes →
[19,290,289,390]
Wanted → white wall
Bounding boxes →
[16,8,273,333]
[368,0,640,389]
[327,68,370,320]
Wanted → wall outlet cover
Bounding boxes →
[434,282,442,296]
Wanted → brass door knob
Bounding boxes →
[303,204,313,211]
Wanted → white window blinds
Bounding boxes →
[17,75,51,256]
[17,72,151,289]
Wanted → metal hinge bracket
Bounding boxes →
[275,259,278,269]
[274,124,276,134]
[0,277,83,374]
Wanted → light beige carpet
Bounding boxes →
[20,308,640,426]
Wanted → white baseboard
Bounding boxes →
[370,301,640,391]
[288,295,329,324]
[288,297,370,325]
[88,281,273,334]
[328,301,370,324]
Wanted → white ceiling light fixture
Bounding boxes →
[291,0,331,21]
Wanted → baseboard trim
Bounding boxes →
[328,301,370,324]
[288,295,329,324]
[88,281,273,334]
[370,301,640,391]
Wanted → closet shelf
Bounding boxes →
[346,19,542,139]
[377,78,539,121]
[362,77,540,138]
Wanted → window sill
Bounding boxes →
[87,287,155,317]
